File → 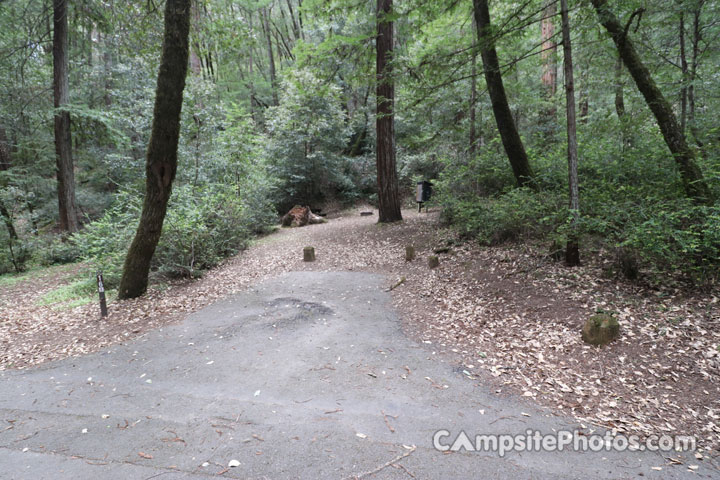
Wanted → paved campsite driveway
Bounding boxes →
[0,272,711,479]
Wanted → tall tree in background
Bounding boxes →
[376,0,402,223]
[473,0,535,188]
[118,0,192,299]
[540,0,558,136]
[540,1,557,99]
[561,0,579,266]
[263,6,279,106]
[590,0,713,204]
[469,15,479,155]
[53,0,80,232]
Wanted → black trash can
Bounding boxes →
[416,181,433,212]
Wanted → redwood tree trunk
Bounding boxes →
[118,0,192,299]
[590,0,713,204]
[540,1,557,98]
[473,0,534,188]
[376,0,402,223]
[53,0,80,232]
[561,0,579,266]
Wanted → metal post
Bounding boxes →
[97,272,108,317]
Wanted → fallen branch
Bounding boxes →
[381,410,396,433]
[387,276,406,292]
[348,446,416,480]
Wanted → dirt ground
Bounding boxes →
[1,207,719,456]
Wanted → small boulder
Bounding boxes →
[582,314,620,346]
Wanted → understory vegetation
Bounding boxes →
[1,0,719,295]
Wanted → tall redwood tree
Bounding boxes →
[53,0,80,232]
[376,0,402,223]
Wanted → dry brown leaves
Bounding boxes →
[1,207,718,452]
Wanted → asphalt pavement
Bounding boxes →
[0,271,714,479]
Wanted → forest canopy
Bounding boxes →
[1,0,719,294]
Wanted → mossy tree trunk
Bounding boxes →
[473,0,534,188]
[118,0,192,299]
[590,0,713,204]
[376,0,402,223]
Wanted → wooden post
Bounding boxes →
[303,246,315,262]
[405,245,415,261]
[97,272,108,317]
[428,255,439,269]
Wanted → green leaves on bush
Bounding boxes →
[622,203,720,284]
[439,188,566,245]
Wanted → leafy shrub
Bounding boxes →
[440,188,566,245]
[155,184,253,277]
[67,179,277,286]
[31,235,83,267]
[622,203,720,284]
[67,190,139,287]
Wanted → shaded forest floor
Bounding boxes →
[1,207,719,455]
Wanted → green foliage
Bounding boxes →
[622,203,720,284]
[439,187,566,245]
[154,183,267,278]
[2,0,720,293]
[67,190,139,287]
[265,68,356,209]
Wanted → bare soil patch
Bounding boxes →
[1,208,718,454]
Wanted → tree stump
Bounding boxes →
[428,255,439,269]
[303,246,315,262]
[405,246,415,261]
[581,314,620,346]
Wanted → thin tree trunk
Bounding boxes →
[376,0,402,223]
[247,12,258,125]
[614,55,631,150]
[688,4,705,155]
[578,96,588,123]
[297,0,304,41]
[561,0,579,266]
[590,0,712,204]
[189,1,203,76]
[263,7,279,106]
[53,0,80,232]
[679,12,687,135]
[103,34,112,107]
[118,0,191,299]
[473,0,534,188]
[285,0,300,42]
[469,18,478,156]
[540,0,557,127]
[614,56,625,120]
